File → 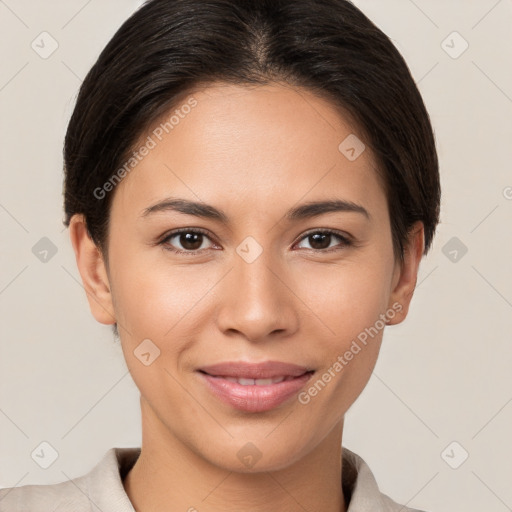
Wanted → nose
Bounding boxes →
[214,249,299,343]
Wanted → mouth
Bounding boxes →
[197,361,315,413]
[200,374,303,386]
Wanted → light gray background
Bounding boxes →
[1,1,511,511]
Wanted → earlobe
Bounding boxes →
[387,221,425,326]
[68,214,116,326]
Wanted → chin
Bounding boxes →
[198,433,315,474]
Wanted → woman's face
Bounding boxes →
[72,82,421,472]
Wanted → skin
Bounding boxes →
[69,82,424,512]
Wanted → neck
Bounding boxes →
[123,398,347,512]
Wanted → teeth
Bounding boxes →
[223,376,287,385]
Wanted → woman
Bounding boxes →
[0,0,439,510]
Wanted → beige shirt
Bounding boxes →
[0,447,426,511]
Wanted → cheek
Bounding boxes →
[293,256,393,406]
[111,249,217,341]
[296,254,393,340]
[110,256,217,404]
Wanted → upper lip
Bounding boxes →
[198,361,313,379]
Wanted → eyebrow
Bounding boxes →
[140,197,370,222]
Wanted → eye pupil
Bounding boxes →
[180,232,203,250]
[309,233,331,250]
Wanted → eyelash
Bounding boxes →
[158,227,353,256]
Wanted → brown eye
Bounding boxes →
[161,229,214,254]
[308,233,332,250]
[178,232,204,250]
[296,230,351,252]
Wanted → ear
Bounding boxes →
[387,221,425,325]
[68,214,116,325]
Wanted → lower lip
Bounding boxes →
[198,371,314,413]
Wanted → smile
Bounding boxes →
[197,361,315,412]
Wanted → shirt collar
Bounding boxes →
[84,446,414,511]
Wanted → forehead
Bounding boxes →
[111,82,386,222]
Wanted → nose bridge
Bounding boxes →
[215,245,298,341]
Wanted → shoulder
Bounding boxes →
[342,447,429,512]
[0,447,140,512]
[0,474,91,511]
